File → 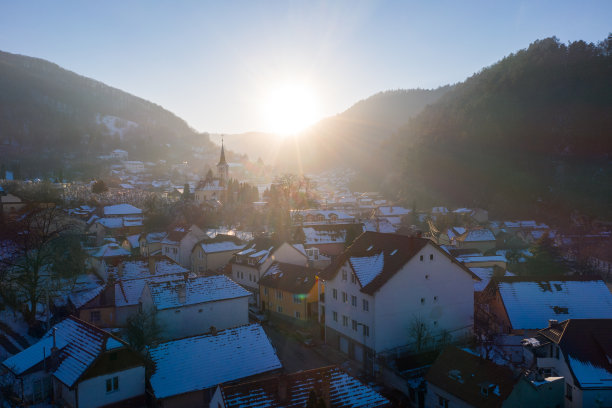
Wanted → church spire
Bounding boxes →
[216,136,229,182]
[218,137,227,166]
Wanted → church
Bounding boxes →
[194,140,229,203]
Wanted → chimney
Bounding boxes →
[210,326,217,336]
[278,375,289,403]
[548,319,558,327]
[51,327,57,353]
[149,257,156,275]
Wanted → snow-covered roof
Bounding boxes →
[107,258,188,281]
[462,229,495,242]
[457,254,506,264]
[2,317,128,386]
[148,324,281,399]
[303,226,346,245]
[350,253,385,287]
[68,285,105,309]
[103,204,142,216]
[96,217,123,229]
[91,243,130,258]
[377,206,411,216]
[125,234,140,248]
[116,274,186,307]
[471,267,514,292]
[147,275,250,310]
[218,366,391,407]
[363,219,397,233]
[497,278,612,330]
[199,241,246,254]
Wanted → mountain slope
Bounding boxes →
[220,88,449,171]
[385,36,612,220]
[0,50,211,176]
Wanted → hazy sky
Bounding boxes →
[1,1,610,134]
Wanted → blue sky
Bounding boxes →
[1,1,610,133]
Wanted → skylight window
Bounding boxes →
[390,249,397,255]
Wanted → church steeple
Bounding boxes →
[217,137,227,166]
[217,137,229,182]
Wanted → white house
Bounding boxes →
[1,316,145,407]
[140,275,250,340]
[191,235,246,275]
[148,324,282,407]
[160,224,206,268]
[230,240,307,305]
[318,232,479,368]
[526,319,612,408]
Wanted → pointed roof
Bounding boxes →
[218,138,227,166]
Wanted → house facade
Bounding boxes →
[2,316,145,408]
[191,236,246,275]
[319,232,478,367]
[259,262,319,322]
[140,275,250,340]
[160,224,206,268]
[526,319,612,408]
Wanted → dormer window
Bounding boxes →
[342,270,347,281]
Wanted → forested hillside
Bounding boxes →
[0,51,211,178]
[382,36,612,221]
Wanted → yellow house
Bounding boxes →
[259,262,320,323]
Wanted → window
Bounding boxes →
[198,309,203,313]
[277,305,283,313]
[332,289,338,300]
[175,310,181,314]
[351,274,356,284]
[433,320,438,327]
[555,346,560,359]
[342,315,348,327]
[351,295,357,307]
[109,352,117,361]
[342,270,347,281]
[106,376,119,393]
[434,296,438,303]
[352,320,358,331]
[276,290,283,299]
[293,295,302,304]
[363,299,369,312]
[566,384,573,401]
[90,311,101,323]
[437,394,449,408]
[420,255,424,261]
[363,324,370,337]
[430,254,434,260]
[264,287,268,295]
[421,298,425,305]
[295,311,301,319]
[333,311,338,322]
[342,292,348,303]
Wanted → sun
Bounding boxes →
[262,81,319,136]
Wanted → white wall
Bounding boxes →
[270,243,308,266]
[77,366,145,408]
[154,297,249,340]
[325,242,475,354]
[374,243,474,352]
[232,263,262,291]
[324,262,375,351]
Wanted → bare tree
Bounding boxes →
[0,205,82,323]
[408,315,431,353]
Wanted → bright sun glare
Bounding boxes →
[263,81,319,136]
